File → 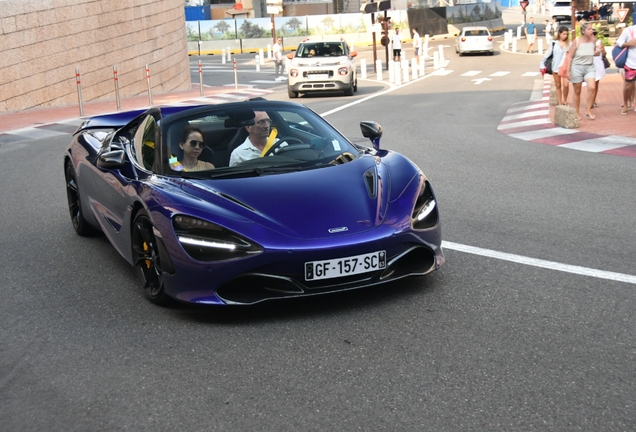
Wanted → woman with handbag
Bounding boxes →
[591,29,607,108]
[539,26,571,106]
[565,22,600,120]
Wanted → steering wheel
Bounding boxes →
[263,136,305,156]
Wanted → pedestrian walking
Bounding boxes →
[392,28,402,62]
[273,37,285,81]
[412,28,421,63]
[540,26,571,105]
[544,20,553,45]
[566,22,600,120]
[525,17,537,53]
[616,24,636,115]
[591,30,606,108]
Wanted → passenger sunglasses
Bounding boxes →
[188,140,206,148]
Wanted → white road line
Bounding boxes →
[497,118,552,129]
[508,127,578,140]
[490,71,510,76]
[442,241,636,285]
[462,71,482,76]
[502,108,549,121]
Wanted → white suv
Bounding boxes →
[286,40,358,98]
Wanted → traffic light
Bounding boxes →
[378,16,391,46]
[360,2,377,13]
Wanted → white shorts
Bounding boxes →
[527,34,536,44]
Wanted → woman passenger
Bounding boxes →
[177,125,215,171]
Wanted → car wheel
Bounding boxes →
[288,87,298,99]
[344,80,354,96]
[353,75,358,92]
[131,210,170,305]
[65,162,94,236]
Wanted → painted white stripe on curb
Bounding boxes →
[442,241,636,285]
[508,127,578,140]
[502,109,550,121]
[506,102,549,113]
[497,118,552,130]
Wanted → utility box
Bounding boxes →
[185,6,211,21]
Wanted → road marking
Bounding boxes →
[442,241,636,285]
[490,71,510,76]
[462,71,482,76]
[522,71,541,76]
[472,78,492,85]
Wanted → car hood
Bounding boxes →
[293,56,349,66]
[180,157,392,239]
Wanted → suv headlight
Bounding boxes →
[173,215,262,261]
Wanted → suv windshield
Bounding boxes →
[160,103,360,178]
[297,42,346,58]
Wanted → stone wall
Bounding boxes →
[0,0,191,114]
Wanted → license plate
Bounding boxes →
[309,74,329,80]
[305,251,386,281]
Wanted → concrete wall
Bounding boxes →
[0,0,191,114]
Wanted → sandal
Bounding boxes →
[621,110,628,116]
[585,113,596,120]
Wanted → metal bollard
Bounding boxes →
[360,59,367,79]
[388,60,395,82]
[222,49,226,64]
[259,49,265,65]
[198,61,204,97]
[376,59,383,81]
[145,64,153,106]
[75,68,84,116]
[411,58,418,80]
[233,59,238,90]
[394,62,401,85]
[113,65,121,110]
[255,55,260,72]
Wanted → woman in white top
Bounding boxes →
[566,22,601,120]
[540,26,570,106]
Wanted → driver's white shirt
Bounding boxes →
[229,137,261,167]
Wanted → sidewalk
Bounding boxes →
[0,84,248,135]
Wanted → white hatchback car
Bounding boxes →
[455,26,494,56]
[286,40,358,98]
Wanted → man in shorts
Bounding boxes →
[412,28,421,63]
[525,17,537,53]
[392,28,402,62]
[616,25,636,115]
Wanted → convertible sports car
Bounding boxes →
[64,99,444,306]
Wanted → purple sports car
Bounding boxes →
[64,99,444,305]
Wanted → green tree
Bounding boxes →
[285,17,303,33]
[239,21,265,38]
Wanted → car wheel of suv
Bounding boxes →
[288,87,298,99]
[353,77,358,92]
[344,81,354,96]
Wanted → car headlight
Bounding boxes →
[411,180,438,230]
[338,67,349,76]
[173,215,262,261]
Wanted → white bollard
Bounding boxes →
[512,37,518,53]
[255,55,260,72]
[388,60,395,82]
[517,26,522,40]
[411,58,418,80]
[419,56,425,76]
[376,59,383,81]
[267,44,272,59]
[402,59,409,83]
[433,51,439,69]
[227,47,231,62]
[394,61,401,85]
[423,35,430,58]
[259,49,265,65]
[360,59,367,79]
[438,45,445,63]
[222,49,226,64]
[284,58,290,74]
[538,39,544,55]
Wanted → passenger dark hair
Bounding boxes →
[179,124,204,144]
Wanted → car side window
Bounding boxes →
[131,115,157,171]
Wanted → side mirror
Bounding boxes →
[286,53,294,59]
[97,150,125,169]
[350,51,358,57]
[360,121,383,151]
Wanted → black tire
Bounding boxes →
[131,210,170,305]
[288,87,298,98]
[65,162,94,236]
[344,80,354,96]
[353,76,358,92]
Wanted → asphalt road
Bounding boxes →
[1,37,635,431]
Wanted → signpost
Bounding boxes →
[617,8,629,22]
[360,1,392,70]
[266,0,282,43]
[520,0,529,24]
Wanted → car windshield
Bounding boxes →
[160,102,361,178]
[297,42,345,58]
[465,29,489,36]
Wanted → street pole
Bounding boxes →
[571,0,576,39]
[271,14,276,44]
[371,13,377,66]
